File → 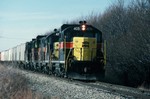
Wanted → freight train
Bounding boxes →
[0,21,105,80]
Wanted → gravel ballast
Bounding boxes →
[17,69,128,99]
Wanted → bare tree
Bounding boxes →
[67,0,150,88]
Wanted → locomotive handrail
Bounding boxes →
[80,48,82,60]
[65,48,74,72]
[64,36,66,71]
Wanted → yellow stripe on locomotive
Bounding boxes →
[53,42,59,59]
[73,37,96,61]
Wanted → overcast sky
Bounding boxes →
[0,0,114,51]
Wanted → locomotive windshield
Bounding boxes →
[72,32,95,37]
[65,31,101,43]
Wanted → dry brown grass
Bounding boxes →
[0,64,44,99]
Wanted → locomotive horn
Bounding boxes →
[54,28,57,32]
[79,21,83,24]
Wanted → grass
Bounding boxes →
[0,64,44,99]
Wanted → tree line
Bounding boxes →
[69,0,150,88]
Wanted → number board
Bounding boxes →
[73,27,93,31]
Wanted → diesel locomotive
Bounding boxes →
[0,21,105,80]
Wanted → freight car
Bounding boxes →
[0,44,26,66]
[0,21,105,80]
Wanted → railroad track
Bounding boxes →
[4,64,150,99]
[60,79,150,99]
[86,82,150,99]
[43,72,150,99]
[51,75,150,99]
